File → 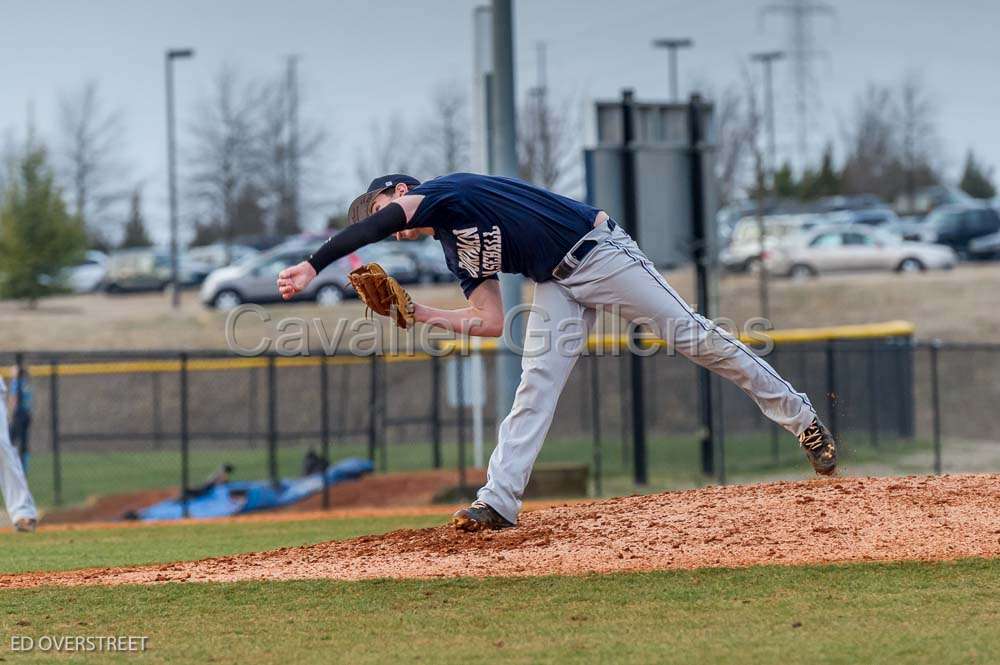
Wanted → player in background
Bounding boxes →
[7,364,33,472]
[278,173,838,531]
[0,375,38,533]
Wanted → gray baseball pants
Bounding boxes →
[477,222,816,524]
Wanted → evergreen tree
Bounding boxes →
[959,150,997,199]
[120,186,152,248]
[772,161,797,198]
[0,143,86,305]
[799,145,842,199]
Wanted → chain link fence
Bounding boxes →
[1,334,996,513]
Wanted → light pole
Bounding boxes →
[490,0,524,426]
[750,51,784,180]
[749,51,784,324]
[165,48,194,308]
[651,38,694,102]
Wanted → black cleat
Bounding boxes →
[451,500,514,532]
[798,418,838,476]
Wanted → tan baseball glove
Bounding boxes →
[348,263,415,329]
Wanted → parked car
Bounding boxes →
[920,204,1000,258]
[721,214,824,272]
[348,244,420,284]
[184,244,260,284]
[200,240,352,309]
[104,248,173,293]
[388,237,454,283]
[764,226,956,279]
[969,231,1000,260]
[844,207,899,227]
[62,250,107,293]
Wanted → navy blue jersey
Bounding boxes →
[409,173,600,296]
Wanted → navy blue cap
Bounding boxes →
[348,174,421,223]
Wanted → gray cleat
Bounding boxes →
[798,418,838,476]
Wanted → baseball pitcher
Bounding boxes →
[278,173,837,531]
[0,376,38,532]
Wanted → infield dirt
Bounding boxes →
[4,474,999,588]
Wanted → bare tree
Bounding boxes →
[711,81,758,207]
[840,83,899,199]
[57,81,126,243]
[518,89,580,194]
[840,74,940,204]
[417,82,470,177]
[354,115,415,188]
[895,72,940,207]
[187,66,262,251]
[257,61,327,236]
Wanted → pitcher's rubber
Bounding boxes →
[4,474,1000,588]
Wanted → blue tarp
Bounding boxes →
[134,457,374,521]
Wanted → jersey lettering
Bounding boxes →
[453,225,503,277]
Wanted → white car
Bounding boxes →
[63,251,108,293]
[721,214,824,272]
[764,226,957,279]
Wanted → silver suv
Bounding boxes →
[200,240,351,309]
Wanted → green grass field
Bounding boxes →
[0,516,997,664]
[26,431,925,510]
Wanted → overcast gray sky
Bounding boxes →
[2,0,996,242]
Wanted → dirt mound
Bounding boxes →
[7,474,1000,588]
[43,470,487,525]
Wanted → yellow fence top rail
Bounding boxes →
[2,320,913,378]
[438,320,916,353]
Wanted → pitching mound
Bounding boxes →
[6,474,1000,588]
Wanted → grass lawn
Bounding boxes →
[27,432,924,510]
[0,514,447,575]
[1,559,998,664]
[1,507,997,663]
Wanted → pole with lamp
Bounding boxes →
[165,48,194,308]
[651,38,694,102]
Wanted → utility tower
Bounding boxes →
[761,0,834,167]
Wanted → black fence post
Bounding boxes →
[378,357,387,473]
[431,354,442,469]
[457,355,467,493]
[715,380,726,486]
[619,351,630,468]
[247,367,258,449]
[631,347,648,486]
[179,352,190,519]
[769,346,780,465]
[867,341,879,449]
[590,355,603,497]
[930,341,942,475]
[320,356,331,509]
[267,355,278,485]
[152,371,163,450]
[367,355,377,463]
[825,341,838,442]
[49,358,62,506]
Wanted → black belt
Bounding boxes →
[552,219,617,280]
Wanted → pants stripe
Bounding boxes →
[605,238,816,420]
